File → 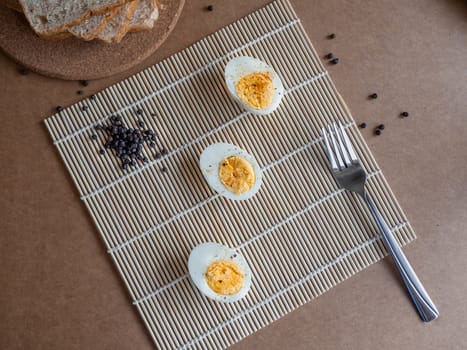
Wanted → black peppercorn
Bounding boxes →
[359,123,367,129]
[92,113,161,171]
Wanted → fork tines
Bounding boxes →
[322,122,358,170]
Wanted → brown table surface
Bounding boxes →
[1,1,466,349]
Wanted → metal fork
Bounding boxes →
[322,122,439,322]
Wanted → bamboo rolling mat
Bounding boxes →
[44,0,416,348]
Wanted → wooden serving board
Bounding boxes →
[0,0,184,80]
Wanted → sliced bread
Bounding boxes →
[0,0,71,40]
[18,0,129,37]
[128,0,158,32]
[97,0,138,43]
[3,0,124,41]
[0,0,21,12]
[68,4,123,41]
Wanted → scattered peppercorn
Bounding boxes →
[377,124,385,130]
[375,129,382,135]
[161,166,167,172]
[328,33,336,39]
[18,68,29,75]
[401,112,409,117]
[81,80,89,87]
[138,120,145,128]
[56,106,63,112]
[93,115,159,171]
[91,134,98,140]
[331,58,339,64]
[81,105,89,111]
[207,5,213,11]
[77,90,84,95]
[370,93,378,99]
[359,122,367,129]
[326,53,334,59]
[136,108,143,115]
[90,94,97,101]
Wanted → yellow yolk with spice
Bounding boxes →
[205,260,244,295]
[218,156,256,194]
[235,72,274,109]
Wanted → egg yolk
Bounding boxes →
[235,72,274,109]
[205,260,244,295]
[219,156,256,194]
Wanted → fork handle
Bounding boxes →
[362,191,439,322]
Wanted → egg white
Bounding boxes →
[188,242,252,303]
[225,56,284,115]
[200,142,263,201]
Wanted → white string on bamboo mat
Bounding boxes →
[53,19,301,146]
[107,118,349,255]
[180,221,408,349]
[79,71,329,200]
[131,168,382,306]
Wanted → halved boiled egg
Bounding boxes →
[225,56,284,115]
[200,142,262,200]
[188,242,252,302]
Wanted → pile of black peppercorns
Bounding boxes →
[91,114,162,171]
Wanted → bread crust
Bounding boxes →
[113,0,139,42]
